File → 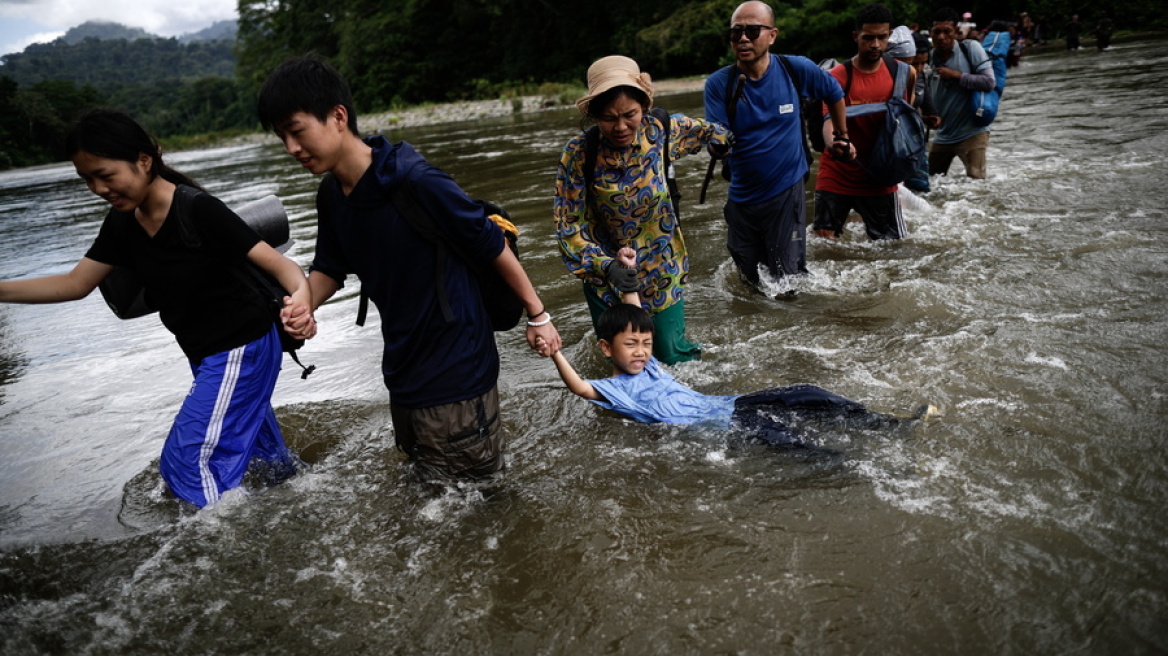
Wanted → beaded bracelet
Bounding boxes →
[527,312,553,327]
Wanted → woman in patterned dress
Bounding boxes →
[554,55,731,365]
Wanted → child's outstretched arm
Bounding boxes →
[551,351,603,400]
[536,337,602,401]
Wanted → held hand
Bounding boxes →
[281,296,317,340]
[830,137,856,162]
[707,142,731,159]
[604,259,640,293]
[527,322,561,357]
[923,114,943,129]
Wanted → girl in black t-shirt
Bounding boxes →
[0,110,317,508]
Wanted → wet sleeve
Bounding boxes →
[703,69,729,128]
[309,177,350,287]
[669,114,732,160]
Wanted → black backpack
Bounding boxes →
[348,178,523,332]
[582,105,681,221]
[98,185,315,378]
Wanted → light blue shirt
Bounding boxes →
[587,358,738,426]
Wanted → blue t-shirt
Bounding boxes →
[587,358,738,426]
[704,55,844,205]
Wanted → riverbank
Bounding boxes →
[196,30,1166,149]
[356,76,708,134]
[210,76,709,148]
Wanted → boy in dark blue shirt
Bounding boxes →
[258,55,561,482]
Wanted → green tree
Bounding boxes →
[236,0,340,96]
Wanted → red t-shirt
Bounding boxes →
[816,60,902,196]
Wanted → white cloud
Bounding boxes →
[0,0,237,42]
[2,30,64,56]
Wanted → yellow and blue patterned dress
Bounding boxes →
[554,112,731,314]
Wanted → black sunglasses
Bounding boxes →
[727,24,774,41]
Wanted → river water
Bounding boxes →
[1,39,1166,654]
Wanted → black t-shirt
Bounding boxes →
[86,191,271,361]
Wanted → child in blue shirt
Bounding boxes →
[546,249,931,447]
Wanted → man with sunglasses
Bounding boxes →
[704,0,853,292]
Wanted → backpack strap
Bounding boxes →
[172,184,203,248]
[842,58,910,118]
[776,54,814,173]
[173,183,313,377]
[722,64,744,121]
[648,106,672,181]
[313,175,372,328]
[647,106,680,222]
[582,125,601,203]
[890,57,909,99]
[388,179,457,325]
[955,39,990,71]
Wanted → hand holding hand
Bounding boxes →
[830,137,856,162]
[527,323,560,357]
[280,296,317,340]
[604,257,639,293]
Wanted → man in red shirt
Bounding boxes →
[812,4,917,241]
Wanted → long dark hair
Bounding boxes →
[65,109,202,190]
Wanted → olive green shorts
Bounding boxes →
[390,385,504,482]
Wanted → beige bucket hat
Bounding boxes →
[575,55,654,115]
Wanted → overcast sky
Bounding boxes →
[0,0,237,56]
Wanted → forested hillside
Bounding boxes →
[0,0,1159,170]
[0,21,246,168]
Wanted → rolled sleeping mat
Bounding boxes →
[234,194,294,253]
[99,194,294,319]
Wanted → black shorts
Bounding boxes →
[731,384,896,447]
[813,189,906,240]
